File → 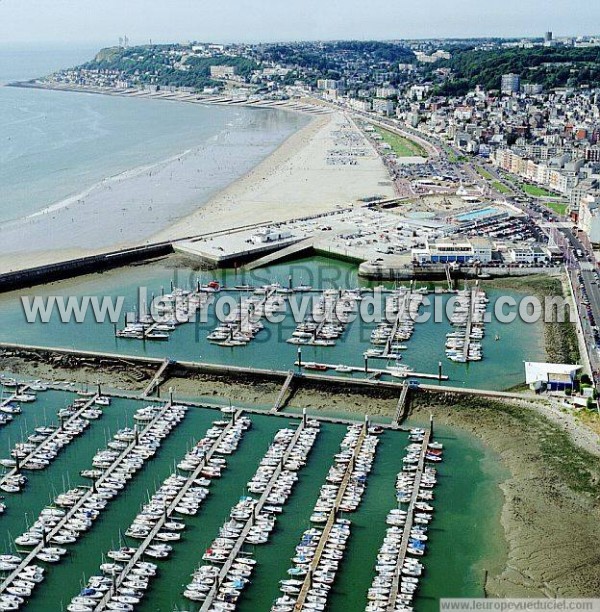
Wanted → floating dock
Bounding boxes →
[0,393,98,488]
[92,409,244,611]
[293,422,368,609]
[200,417,309,611]
[0,401,176,597]
[295,361,448,381]
[386,428,431,611]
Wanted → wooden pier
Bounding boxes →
[293,422,368,610]
[386,427,431,612]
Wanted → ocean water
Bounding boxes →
[0,43,100,85]
[0,45,307,251]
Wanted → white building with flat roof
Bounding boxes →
[412,237,493,264]
[210,65,236,78]
[578,195,600,243]
[251,228,293,244]
[501,73,521,94]
[372,98,395,116]
[524,362,581,391]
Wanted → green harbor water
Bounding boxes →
[0,256,545,391]
[0,48,530,608]
[0,387,508,611]
[0,255,516,609]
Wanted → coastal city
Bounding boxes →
[0,2,599,612]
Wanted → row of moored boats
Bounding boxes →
[0,395,108,494]
[287,289,359,347]
[116,285,213,340]
[69,409,250,612]
[0,403,187,611]
[271,423,380,611]
[366,428,442,611]
[185,420,320,609]
[446,287,488,363]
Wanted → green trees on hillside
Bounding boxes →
[82,46,257,90]
[431,47,600,95]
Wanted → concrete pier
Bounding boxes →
[271,370,296,413]
[393,383,410,427]
[0,343,546,406]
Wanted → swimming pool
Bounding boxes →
[454,206,500,222]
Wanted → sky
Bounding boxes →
[0,0,598,46]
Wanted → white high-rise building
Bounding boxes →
[501,73,521,94]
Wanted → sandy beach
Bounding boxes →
[0,103,394,273]
[152,112,395,241]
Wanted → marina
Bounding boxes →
[370,288,423,361]
[207,286,282,348]
[0,255,547,391]
[0,392,101,494]
[75,409,249,611]
[288,289,358,348]
[0,27,594,612]
[116,283,214,342]
[195,415,318,610]
[445,285,488,364]
[0,400,188,608]
[279,421,374,611]
[0,375,505,612]
[371,425,436,612]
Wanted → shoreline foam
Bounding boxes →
[0,87,394,273]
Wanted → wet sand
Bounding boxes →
[409,397,600,598]
[299,387,600,598]
[152,112,394,242]
[1,350,598,598]
[0,350,153,391]
[0,109,393,273]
